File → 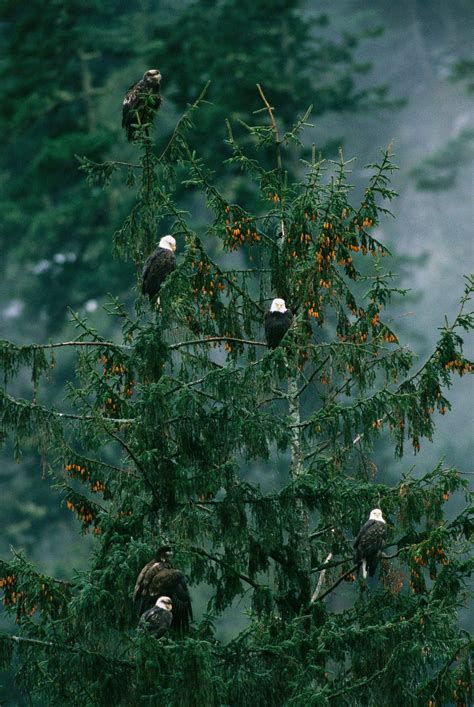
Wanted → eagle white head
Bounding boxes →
[155,596,173,612]
[159,235,176,252]
[270,298,288,313]
[369,508,385,523]
[143,69,162,84]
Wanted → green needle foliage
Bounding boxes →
[0,93,472,706]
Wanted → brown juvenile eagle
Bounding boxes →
[353,508,387,578]
[264,298,293,349]
[122,69,162,142]
[141,235,176,302]
[133,546,192,632]
[139,596,173,638]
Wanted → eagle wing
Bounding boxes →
[264,309,293,349]
[354,520,386,576]
[122,79,162,142]
[147,568,192,633]
[122,81,140,117]
[141,247,176,299]
[133,560,168,614]
[122,80,143,136]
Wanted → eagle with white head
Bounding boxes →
[353,508,387,579]
[264,298,293,349]
[139,596,173,638]
[141,235,177,302]
[133,545,192,633]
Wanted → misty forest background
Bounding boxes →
[0,0,473,701]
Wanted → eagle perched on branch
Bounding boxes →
[264,298,293,349]
[141,235,177,302]
[139,596,173,638]
[133,546,192,633]
[122,69,162,142]
[353,508,387,578]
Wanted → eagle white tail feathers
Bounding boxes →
[362,559,368,579]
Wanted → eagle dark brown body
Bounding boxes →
[141,237,176,300]
[139,596,173,638]
[122,69,162,142]
[133,546,192,632]
[264,307,293,349]
[353,511,387,578]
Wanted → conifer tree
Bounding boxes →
[0,90,472,706]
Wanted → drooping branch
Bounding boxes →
[158,81,211,162]
[107,431,159,506]
[190,546,261,590]
[0,633,133,667]
[1,390,135,425]
[33,340,131,350]
[169,336,267,350]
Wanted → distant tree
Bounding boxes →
[157,0,390,183]
[411,56,474,191]
[0,0,137,331]
[0,0,391,331]
[0,92,472,706]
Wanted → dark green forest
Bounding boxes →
[0,1,472,705]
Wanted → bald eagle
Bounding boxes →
[264,298,293,349]
[353,508,387,578]
[139,596,173,638]
[133,546,192,632]
[142,235,177,302]
[122,69,162,142]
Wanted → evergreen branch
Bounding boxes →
[61,485,108,515]
[169,336,267,349]
[199,248,266,313]
[326,664,393,701]
[190,546,261,589]
[313,285,474,453]
[0,390,134,425]
[310,543,410,578]
[296,356,331,398]
[253,227,279,249]
[399,284,472,386]
[16,340,131,351]
[79,158,142,170]
[59,446,138,479]
[416,637,473,701]
[0,633,133,667]
[167,376,223,403]
[166,356,264,398]
[325,632,470,702]
[312,563,359,603]
[154,187,266,311]
[158,81,210,162]
[9,548,72,587]
[107,431,160,506]
[222,268,272,274]
[256,83,281,151]
[309,525,335,539]
[289,384,395,429]
[8,634,53,648]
